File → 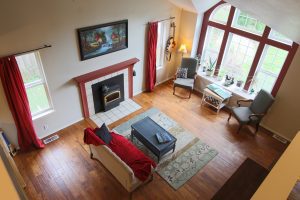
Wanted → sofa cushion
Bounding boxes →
[84,128,106,145]
[95,123,112,144]
[108,132,156,181]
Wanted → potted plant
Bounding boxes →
[206,57,217,76]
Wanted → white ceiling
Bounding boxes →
[168,0,300,43]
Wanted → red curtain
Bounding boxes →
[0,56,44,151]
[146,22,158,92]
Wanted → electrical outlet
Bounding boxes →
[43,125,48,130]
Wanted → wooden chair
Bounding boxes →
[228,89,275,134]
[173,58,198,98]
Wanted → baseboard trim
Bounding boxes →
[133,89,143,96]
[39,117,84,140]
[156,77,173,86]
[260,123,291,142]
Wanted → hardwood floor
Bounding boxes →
[14,81,287,200]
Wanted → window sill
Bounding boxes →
[197,71,255,100]
[156,66,163,70]
[32,109,54,121]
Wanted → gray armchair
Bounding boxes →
[228,89,275,134]
[173,58,198,98]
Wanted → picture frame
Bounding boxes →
[77,20,128,61]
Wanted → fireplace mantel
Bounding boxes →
[74,58,139,118]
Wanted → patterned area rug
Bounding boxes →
[114,108,218,190]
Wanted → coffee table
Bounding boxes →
[131,117,177,162]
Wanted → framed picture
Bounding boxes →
[77,20,128,61]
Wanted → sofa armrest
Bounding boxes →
[90,145,135,190]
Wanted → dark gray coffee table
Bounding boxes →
[131,117,177,162]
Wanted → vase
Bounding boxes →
[206,70,213,76]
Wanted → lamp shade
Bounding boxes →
[178,44,187,54]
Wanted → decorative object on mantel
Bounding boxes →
[178,44,187,58]
[77,20,128,61]
[206,57,216,76]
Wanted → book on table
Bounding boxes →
[207,83,232,99]
[155,132,172,144]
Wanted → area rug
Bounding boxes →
[114,107,218,190]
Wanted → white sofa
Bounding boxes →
[89,143,153,192]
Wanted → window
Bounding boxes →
[232,9,265,35]
[209,4,231,24]
[250,46,288,92]
[16,52,53,118]
[269,30,293,45]
[201,27,224,63]
[198,2,296,95]
[156,21,170,68]
[220,34,259,82]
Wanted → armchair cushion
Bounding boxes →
[176,68,188,78]
[232,107,256,124]
[174,78,194,89]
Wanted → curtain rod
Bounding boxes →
[147,17,175,25]
[12,45,52,57]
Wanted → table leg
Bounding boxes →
[172,144,176,153]
[131,130,134,141]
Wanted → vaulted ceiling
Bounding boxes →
[168,0,300,43]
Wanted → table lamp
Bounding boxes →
[178,44,187,57]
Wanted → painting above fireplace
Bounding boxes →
[77,20,128,61]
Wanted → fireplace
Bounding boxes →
[92,74,124,112]
[73,58,139,118]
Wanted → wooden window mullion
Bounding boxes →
[214,6,235,76]
[243,27,271,91]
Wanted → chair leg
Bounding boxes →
[173,86,176,95]
[228,112,232,122]
[237,124,243,133]
[188,89,192,98]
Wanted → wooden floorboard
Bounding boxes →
[14,81,288,200]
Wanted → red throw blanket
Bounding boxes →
[84,128,156,181]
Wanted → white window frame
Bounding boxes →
[156,21,170,69]
[220,33,259,81]
[250,45,287,92]
[16,51,54,119]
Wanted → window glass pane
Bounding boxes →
[210,4,231,24]
[201,26,224,64]
[16,52,42,84]
[250,45,288,92]
[219,34,259,82]
[156,21,170,68]
[232,9,265,35]
[26,84,50,115]
[16,51,52,117]
[269,30,293,45]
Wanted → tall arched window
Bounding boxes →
[197,2,298,96]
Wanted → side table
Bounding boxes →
[201,88,232,114]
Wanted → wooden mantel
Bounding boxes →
[74,58,139,118]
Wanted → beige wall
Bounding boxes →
[0,0,182,146]
[173,10,198,69]
[261,48,300,141]
[177,10,198,57]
